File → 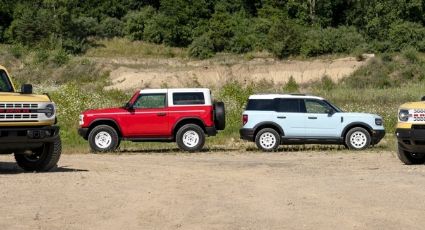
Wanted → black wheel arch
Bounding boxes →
[86,119,122,139]
[341,122,373,139]
[172,117,207,140]
[253,122,284,141]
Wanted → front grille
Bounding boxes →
[0,103,38,109]
[412,125,425,129]
[0,114,38,121]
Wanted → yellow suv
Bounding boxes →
[0,65,61,171]
[396,97,425,164]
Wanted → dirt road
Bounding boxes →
[1,151,424,230]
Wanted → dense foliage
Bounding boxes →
[1,0,425,58]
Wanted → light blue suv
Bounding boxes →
[240,94,385,151]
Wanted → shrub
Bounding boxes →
[50,49,70,66]
[267,19,303,58]
[389,21,425,51]
[301,26,365,57]
[98,17,124,38]
[123,7,156,41]
[283,76,299,93]
[9,43,25,58]
[188,34,215,59]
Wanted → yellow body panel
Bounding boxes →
[399,101,425,110]
[0,92,50,102]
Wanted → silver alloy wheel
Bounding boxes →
[182,130,200,148]
[350,131,367,149]
[259,132,276,149]
[95,131,112,149]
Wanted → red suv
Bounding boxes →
[78,88,225,152]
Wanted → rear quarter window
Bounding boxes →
[246,99,275,111]
[173,92,205,105]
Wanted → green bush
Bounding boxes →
[123,7,156,41]
[301,26,365,57]
[283,76,299,93]
[389,22,425,51]
[98,17,124,38]
[188,34,215,59]
[267,19,303,58]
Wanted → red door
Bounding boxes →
[121,93,170,137]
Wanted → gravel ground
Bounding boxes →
[1,150,424,230]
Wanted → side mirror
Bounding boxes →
[421,96,425,101]
[21,84,33,94]
[326,109,335,116]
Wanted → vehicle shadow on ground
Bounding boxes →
[0,162,88,174]
[116,147,238,154]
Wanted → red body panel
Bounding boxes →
[81,105,214,138]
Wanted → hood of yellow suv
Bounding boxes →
[0,92,51,102]
[399,101,425,110]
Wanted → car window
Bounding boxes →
[173,92,205,105]
[246,99,274,111]
[305,99,333,113]
[134,94,166,109]
[276,99,301,112]
[0,70,13,92]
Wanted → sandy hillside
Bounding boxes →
[95,55,373,90]
[1,150,424,230]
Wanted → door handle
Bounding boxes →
[308,116,317,119]
[277,116,286,119]
[157,112,166,116]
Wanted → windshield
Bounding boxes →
[324,100,343,112]
[0,70,13,92]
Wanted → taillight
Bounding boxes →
[242,114,248,125]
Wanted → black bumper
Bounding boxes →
[0,126,60,152]
[371,129,386,145]
[78,127,89,139]
[396,128,425,153]
[240,128,254,141]
[206,127,217,136]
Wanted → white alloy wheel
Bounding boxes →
[259,132,277,150]
[95,131,112,149]
[182,130,200,148]
[349,131,367,149]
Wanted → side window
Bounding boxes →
[246,99,274,111]
[173,92,205,105]
[0,70,13,92]
[276,99,301,112]
[305,99,332,113]
[133,94,166,109]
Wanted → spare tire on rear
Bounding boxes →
[214,101,225,130]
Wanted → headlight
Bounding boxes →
[44,104,55,118]
[398,109,409,122]
[375,118,383,126]
[79,114,84,126]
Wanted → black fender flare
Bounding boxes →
[172,117,207,133]
[88,118,122,136]
[341,122,373,138]
[253,121,285,136]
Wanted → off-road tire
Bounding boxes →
[345,127,371,150]
[176,124,205,152]
[213,102,225,130]
[14,137,62,172]
[397,144,425,165]
[255,128,280,152]
[88,125,120,152]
